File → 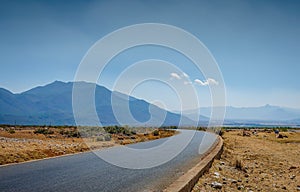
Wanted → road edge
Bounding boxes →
[0,130,179,168]
[163,134,224,192]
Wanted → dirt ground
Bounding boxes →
[193,129,300,192]
[0,126,175,165]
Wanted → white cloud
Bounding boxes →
[170,72,218,87]
[170,72,190,81]
[182,72,189,78]
[170,72,181,80]
[184,81,192,85]
[207,78,219,85]
[194,79,207,86]
[194,78,219,86]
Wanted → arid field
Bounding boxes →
[2,125,300,191]
[193,129,300,192]
[0,125,176,165]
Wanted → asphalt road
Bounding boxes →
[0,130,217,192]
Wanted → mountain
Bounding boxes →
[286,118,300,125]
[171,109,209,121]
[4,81,298,127]
[0,81,196,126]
[184,105,300,122]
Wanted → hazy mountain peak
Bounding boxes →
[0,88,14,95]
[0,81,196,126]
[263,104,277,108]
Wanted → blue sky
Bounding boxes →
[0,0,299,109]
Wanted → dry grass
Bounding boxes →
[0,130,114,165]
[0,126,176,165]
[193,130,300,192]
[112,129,177,145]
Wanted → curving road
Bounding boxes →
[0,130,217,192]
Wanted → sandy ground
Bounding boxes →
[193,129,300,192]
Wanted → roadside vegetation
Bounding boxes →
[0,125,177,165]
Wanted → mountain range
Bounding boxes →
[196,105,300,121]
[180,105,300,126]
[0,81,299,126]
[0,81,197,126]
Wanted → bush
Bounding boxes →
[160,126,178,129]
[34,128,54,135]
[279,127,288,132]
[96,136,104,141]
[95,134,111,142]
[197,127,206,131]
[59,130,66,135]
[104,135,111,141]
[103,125,133,136]
[218,129,224,136]
[71,132,80,138]
[131,131,136,135]
[235,158,243,170]
[153,130,159,136]
[8,129,15,134]
[59,130,80,138]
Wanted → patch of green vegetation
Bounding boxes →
[7,129,15,134]
[273,127,289,132]
[197,127,207,131]
[159,126,178,129]
[34,128,54,135]
[103,126,135,136]
[59,130,80,138]
[77,126,135,139]
[152,130,159,136]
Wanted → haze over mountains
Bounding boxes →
[0,81,299,126]
[0,81,195,126]
[183,105,300,121]
[181,105,300,127]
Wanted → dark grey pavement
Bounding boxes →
[0,130,217,192]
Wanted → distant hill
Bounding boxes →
[0,81,197,126]
[286,118,300,125]
[183,105,300,122]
